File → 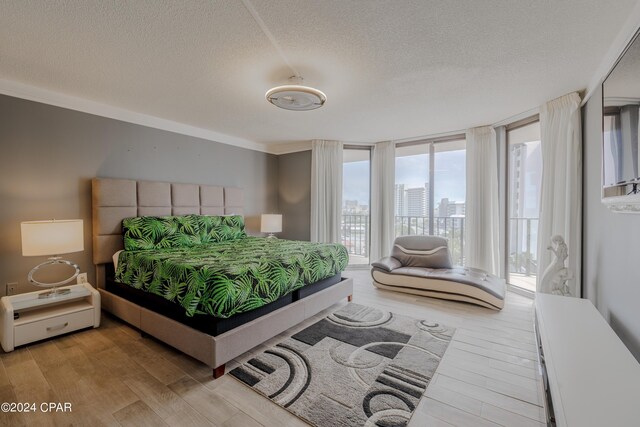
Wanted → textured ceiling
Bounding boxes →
[605,32,640,101]
[0,1,638,149]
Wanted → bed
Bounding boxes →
[92,178,353,378]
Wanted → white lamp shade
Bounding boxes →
[21,219,84,256]
[261,214,282,233]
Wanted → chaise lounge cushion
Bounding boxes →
[390,235,453,269]
[371,236,506,310]
[370,256,403,272]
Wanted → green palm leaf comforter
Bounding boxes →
[114,237,348,318]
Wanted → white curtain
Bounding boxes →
[370,141,396,262]
[464,126,500,275]
[495,125,507,278]
[311,140,343,243]
[537,92,582,296]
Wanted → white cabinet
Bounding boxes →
[535,294,640,426]
[0,283,100,352]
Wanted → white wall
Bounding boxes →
[278,150,311,241]
[583,85,640,361]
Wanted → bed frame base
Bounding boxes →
[99,277,353,377]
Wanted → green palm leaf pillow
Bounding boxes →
[123,215,202,251]
[198,215,246,243]
[123,214,247,251]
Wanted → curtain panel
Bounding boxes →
[310,140,343,243]
[464,126,501,275]
[370,141,396,262]
[537,92,582,296]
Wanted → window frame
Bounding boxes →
[394,134,466,247]
[342,145,373,266]
[504,115,540,291]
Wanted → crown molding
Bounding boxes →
[583,1,640,106]
[492,107,539,128]
[0,78,269,153]
[266,140,312,155]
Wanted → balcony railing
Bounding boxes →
[340,215,465,265]
[341,214,539,290]
[508,217,539,278]
[395,216,465,265]
[341,214,370,257]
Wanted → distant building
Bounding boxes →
[508,140,541,259]
[394,184,406,216]
[406,187,426,217]
[424,182,430,216]
[438,198,465,217]
[343,199,358,214]
[395,183,430,217]
[356,204,369,214]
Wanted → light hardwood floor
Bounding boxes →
[0,269,544,427]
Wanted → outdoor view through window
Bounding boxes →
[341,127,541,292]
[507,121,542,292]
[341,142,467,266]
[395,140,466,264]
[342,149,371,265]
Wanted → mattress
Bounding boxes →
[114,236,348,318]
[105,273,342,336]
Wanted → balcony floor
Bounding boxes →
[348,254,370,265]
[509,273,536,292]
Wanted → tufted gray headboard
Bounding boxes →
[91,178,244,273]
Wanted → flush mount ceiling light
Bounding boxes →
[242,1,325,111]
[266,76,327,111]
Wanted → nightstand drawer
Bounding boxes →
[14,307,94,347]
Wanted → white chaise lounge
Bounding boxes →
[371,236,506,310]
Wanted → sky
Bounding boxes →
[343,150,466,206]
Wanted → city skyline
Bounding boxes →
[343,150,466,208]
[342,194,466,218]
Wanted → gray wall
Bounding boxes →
[583,85,640,361]
[0,94,278,296]
[278,150,311,241]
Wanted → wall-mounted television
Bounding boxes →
[602,27,640,203]
[603,104,639,187]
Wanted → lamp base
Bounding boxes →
[38,287,72,299]
[266,233,278,239]
[28,257,80,290]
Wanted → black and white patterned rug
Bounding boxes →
[230,303,454,427]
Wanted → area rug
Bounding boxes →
[229,303,454,427]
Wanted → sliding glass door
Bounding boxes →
[394,137,466,265]
[433,139,466,265]
[395,143,430,236]
[506,120,542,292]
[342,148,371,265]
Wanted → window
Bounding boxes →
[394,138,466,264]
[395,143,430,236]
[603,109,625,187]
[434,140,466,264]
[506,120,541,292]
[341,148,371,265]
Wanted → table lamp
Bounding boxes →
[261,214,282,239]
[21,219,84,298]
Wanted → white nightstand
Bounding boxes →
[0,283,100,352]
